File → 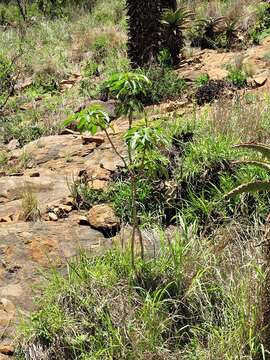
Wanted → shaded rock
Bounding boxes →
[254,76,268,87]
[0,344,14,356]
[87,179,108,190]
[77,215,89,225]
[48,212,58,221]
[29,172,40,178]
[0,299,15,327]
[88,204,120,237]
[6,140,19,152]
[82,135,105,146]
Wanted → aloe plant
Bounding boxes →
[191,16,225,49]
[225,143,270,199]
[161,7,194,65]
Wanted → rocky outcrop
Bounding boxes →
[0,222,107,357]
[0,118,129,355]
[88,204,120,236]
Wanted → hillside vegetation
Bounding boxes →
[1,0,270,359]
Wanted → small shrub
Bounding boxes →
[31,73,59,94]
[20,186,40,221]
[249,2,270,44]
[226,65,247,88]
[190,16,225,49]
[157,48,173,68]
[195,73,210,87]
[0,53,15,105]
[143,66,186,105]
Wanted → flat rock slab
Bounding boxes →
[11,135,97,167]
[0,173,70,219]
[0,222,107,354]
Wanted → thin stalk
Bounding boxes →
[103,128,128,168]
[133,176,144,260]
[16,0,27,21]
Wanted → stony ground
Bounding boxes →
[1,36,270,358]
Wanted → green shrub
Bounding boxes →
[226,66,247,88]
[143,66,186,105]
[31,72,59,94]
[36,0,97,17]
[195,73,210,86]
[0,53,15,105]
[249,3,270,44]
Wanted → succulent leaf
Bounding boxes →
[225,181,270,199]
[232,160,270,173]
[234,143,270,161]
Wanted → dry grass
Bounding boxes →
[20,185,40,221]
[69,25,126,63]
[205,94,270,143]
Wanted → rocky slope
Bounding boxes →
[1,36,270,358]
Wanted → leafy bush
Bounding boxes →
[0,53,15,105]
[226,65,247,88]
[195,73,210,87]
[36,0,97,17]
[142,66,186,105]
[249,3,270,44]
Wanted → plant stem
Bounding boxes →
[103,128,128,168]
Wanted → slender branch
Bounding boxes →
[103,128,128,168]
[16,0,27,21]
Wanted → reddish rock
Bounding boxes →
[82,135,105,146]
[0,298,15,327]
[6,140,19,152]
[0,344,14,356]
[87,179,108,190]
[88,204,120,233]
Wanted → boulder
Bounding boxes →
[88,204,120,236]
[6,140,20,152]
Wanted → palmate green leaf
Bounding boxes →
[225,181,270,199]
[234,143,270,161]
[62,104,110,135]
[124,125,166,151]
[105,72,151,99]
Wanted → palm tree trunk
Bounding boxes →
[126,0,161,67]
[160,0,177,11]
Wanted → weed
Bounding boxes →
[20,186,40,221]
[143,66,186,105]
[226,65,247,88]
[195,73,210,87]
[0,150,8,169]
